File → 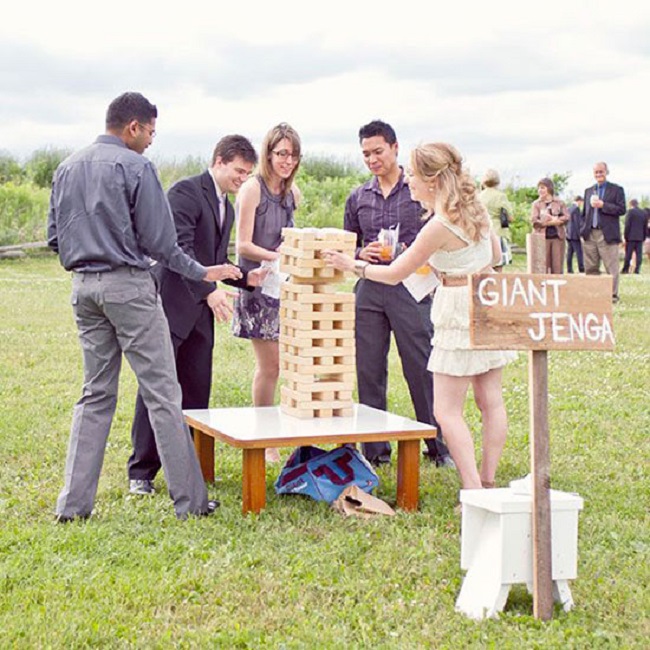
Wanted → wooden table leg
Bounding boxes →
[396,439,420,511]
[242,448,266,515]
[192,427,215,483]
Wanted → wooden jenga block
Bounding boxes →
[280,335,354,350]
[280,349,351,368]
[281,371,355,387]
[280,384,354,419]
[279,228,356,284]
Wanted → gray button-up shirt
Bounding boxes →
[343,169,426,259]
[47,134,206,281]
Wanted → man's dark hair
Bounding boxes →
[358,120,397,145]
[211,135,258,166]
[630,198,639,208]
[106,92,157,130]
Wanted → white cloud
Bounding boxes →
[2,0,650,197]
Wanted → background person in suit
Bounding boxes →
[622,199,648,274]
[580,162,626,302]
[128,135,263,495]
[645,209,650,265]
[566,196,585,273]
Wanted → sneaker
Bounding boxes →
[129,479,155,495]
[204,499,220,515]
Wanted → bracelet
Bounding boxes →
[353,260,370,278]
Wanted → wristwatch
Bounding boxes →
[353,260,370,278]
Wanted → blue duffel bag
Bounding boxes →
[274,445,379,503]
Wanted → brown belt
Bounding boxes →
[440,274,469,287]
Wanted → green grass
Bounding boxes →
[0,253,648,648]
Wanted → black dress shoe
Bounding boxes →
[177,499,221,520]
[368,454,391,468]
[55,513,90,524]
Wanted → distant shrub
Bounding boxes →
[299,155,363,181]
[0,151,26,185]
[25,147,72,189]
[0,182,50,245]
[154,155,208,190]
[296,174,367,229]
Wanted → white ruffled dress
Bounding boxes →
[428,215,517,376]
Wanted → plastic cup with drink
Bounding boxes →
[378,226,399,261]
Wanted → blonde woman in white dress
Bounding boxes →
[324,143,515,490]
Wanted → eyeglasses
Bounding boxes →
[137,123,156,138]
[272,149,300,162]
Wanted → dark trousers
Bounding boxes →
[354,280,449,461]
[622,241,643,273]
[566,239,584,273]
[128,306,214,480]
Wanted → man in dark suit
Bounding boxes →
[566,196,585,273]
[622,199,648,274]
[127,135,262,494]
[580,161,626,303]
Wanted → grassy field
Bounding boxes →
[0,253,648,648]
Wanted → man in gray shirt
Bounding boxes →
[47,92,240,521]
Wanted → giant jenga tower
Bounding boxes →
[279,228,357,418]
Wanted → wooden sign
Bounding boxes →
[469,273,614,351]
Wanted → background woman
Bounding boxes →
[479,168,513,269]
[233,123,302,462]
[530,177,569,274]
[325,143,515,490]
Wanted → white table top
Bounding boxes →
[184,404,436,448]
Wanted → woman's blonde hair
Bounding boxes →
[410,143,489,242]
[258,122,302,198]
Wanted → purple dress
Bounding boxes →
[232,176,295,341]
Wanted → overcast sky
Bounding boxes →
[2,1,649,199]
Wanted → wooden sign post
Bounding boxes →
[469,233,614,620]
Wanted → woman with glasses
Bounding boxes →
[233,123,302,462]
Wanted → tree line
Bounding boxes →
[1,147,572,248]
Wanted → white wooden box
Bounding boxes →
[456,487,584,619]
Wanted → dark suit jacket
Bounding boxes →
[624,207,648,242]
[567,204,583,241]
[581,182,626,244]
[154,170,249,340]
